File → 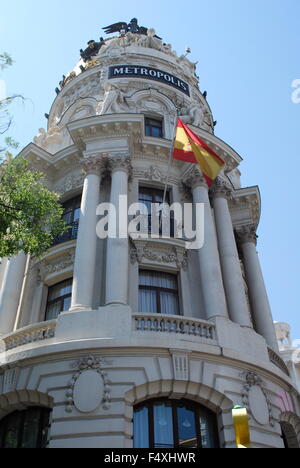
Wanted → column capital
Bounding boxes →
[107,154,132,176]
[211,177,232,200]
[236,225,258,245]
[183,166,208,190]
[80,155,107,176]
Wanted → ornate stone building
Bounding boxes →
[0,24,299,448]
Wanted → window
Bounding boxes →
[134,399,219,449]
[139,270,179,315]
[45,279,72,321]
[53,195,81,246]
[0,407,51,448]
[139,187,174,237]
[145,117,163,138]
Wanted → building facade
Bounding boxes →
[0,26,299,448]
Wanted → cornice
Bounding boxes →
[229,186,261,229]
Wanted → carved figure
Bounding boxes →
[98,83,128,115]
[103,18,162,39]
[80,38,106,62]
[179,103,205,127]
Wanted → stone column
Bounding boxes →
[0,258,8,290]
[212,179,252,328]
[184,168,228,320]
[237,225,278,351]
[105,156,131,305]
[0,253,27,334]
[70,156,105,312]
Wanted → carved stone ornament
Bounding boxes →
[183,166,207,190]
[54,173,84,196]
[107,155,132,175]
[131,244,188,271]
[81,155,107,176]
[211,177,232,200]
[236,225,258,245]
[66,355,112,413]
[240,371,275,427]
[44,249,76,276]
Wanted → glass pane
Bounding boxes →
[133,406,149,448]
[2,412,21,448]
[73,207,81,222]
[177,405,197,448]
[21,408,41,448]
[139,289,157,314]
[154,402,174,448]
[160,291,179,316]
[63,296,71,312]
[45,301,63,321]
[199,410,217,448]
[139,271,177,290]
[48,280,72,301]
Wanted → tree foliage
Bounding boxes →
[0,157,66,258]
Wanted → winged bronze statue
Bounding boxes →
[103,18,162,40]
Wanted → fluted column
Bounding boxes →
[70,156,105,312]
[105,156,131,305]
[0,253,27,334]
[184,168,228,320]
[237,225,278,351]
[212,179,252,328]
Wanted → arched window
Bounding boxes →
[0,407,51,448]
[133,399,219,448]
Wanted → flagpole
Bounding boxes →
[162,117,178,207]
[159,118,178,234]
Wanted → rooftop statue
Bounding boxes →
[103,18,162,40]
[80,38,106,62]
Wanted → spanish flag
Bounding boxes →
[173,119,225,187]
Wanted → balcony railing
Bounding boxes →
[1,320,56,352]
[52,220,79,246]
[133,313,217,343]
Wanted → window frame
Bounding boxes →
[138,186,175,238]
[53,195,81,246]
[139,269,180,316]
[45,278,73,321]
[144,116,164,139]
[134,398,220,449]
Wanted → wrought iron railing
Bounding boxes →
[52,220,79,246]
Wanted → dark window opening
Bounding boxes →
[138,187,175,237]
[139,270,179,316]
[134,399,219,449]
[45,278,72,321]
[145,117,163,138]
[0,407,51,449]
[53,195,81,246]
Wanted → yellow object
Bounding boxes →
[232,406,252,448]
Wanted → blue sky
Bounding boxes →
[1,0,299,339]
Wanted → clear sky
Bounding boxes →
[1,0,299,340]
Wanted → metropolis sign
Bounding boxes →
[108,65,190,96]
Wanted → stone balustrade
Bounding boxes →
[1,320,56,351]
[133,313,217,343]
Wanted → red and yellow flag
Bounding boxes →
[172,118,225,187]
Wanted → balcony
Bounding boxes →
[52,220,79,246]
[133,313,217,345]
